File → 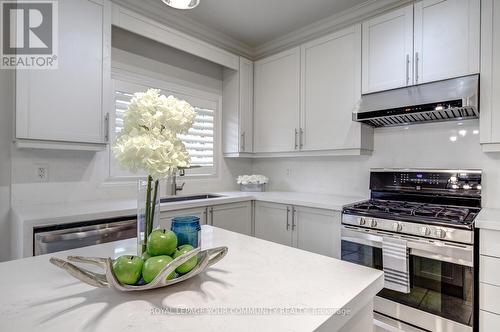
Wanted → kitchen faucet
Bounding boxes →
[171,169,186,196]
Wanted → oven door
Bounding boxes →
[341,225,474,331]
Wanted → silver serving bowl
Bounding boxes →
[50,246,228,291]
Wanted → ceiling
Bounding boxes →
[136,0,369,48]
[115,0,408,59]
[171,0,369,47]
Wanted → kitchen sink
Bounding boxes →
[160,194,223,204]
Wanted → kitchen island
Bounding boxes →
[0,226,383,332]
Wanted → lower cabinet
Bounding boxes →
[159,206,208,230]
[208,202,253,236]
[479,229,500,330]
[159,202,253,236]
[254,201,341,258]
[254,202,292,246]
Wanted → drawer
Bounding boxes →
[480,229,500,257]
[480,255,500,285]
[480,310,500,332]
[480,282,500,314]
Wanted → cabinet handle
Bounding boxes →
[299,128,304,149]
[104,113,110,142]
[292,208,297,231]
[241,132,245,151]
[210,207,214,225]
[405,54,410,86]
[286,206,291,231]
[415,52,420,84]
[294,129,299,150]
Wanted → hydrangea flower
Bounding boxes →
[113,89,196,180]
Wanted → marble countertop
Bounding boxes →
[0,226,384,332]
[475,207,500,231]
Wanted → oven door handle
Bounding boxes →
[341,226,474,267]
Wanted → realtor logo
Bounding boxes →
[1,0,58,69]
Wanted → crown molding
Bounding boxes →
[111,0,254,59]
[111,0,414,61]
[252,0,414,59]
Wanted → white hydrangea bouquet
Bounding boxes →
[113,89,196,254]
[237,175,269,192]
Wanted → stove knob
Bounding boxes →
[420,227,431,236]
[358,217,366,226]
[369,219,378,227]
[392,222,402,232]
[435,228,447,239]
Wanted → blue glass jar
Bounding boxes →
[171,216,201,248]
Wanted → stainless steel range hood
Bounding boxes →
[353,75,479,128]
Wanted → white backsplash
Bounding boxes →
[252,120,500,208]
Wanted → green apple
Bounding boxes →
[141,251,151,261]
[142,255,176,283]
[173,244,198,274]
[112,255,143,285]
[147,229,177,256]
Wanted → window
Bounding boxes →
[109,76,219,179]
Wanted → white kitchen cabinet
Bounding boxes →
[254,47,300,153]
[254,201,293,246]
[301,25,372,152]
[254,201,340,258]
[208,202,252,236]
[159,207,208,230]
[480,0,500,152]
[362,0,480,94]
[413,0,480,85]
[222,57,254,156]
[15,0,111,150]
[294,206,341,258]
[362,5,414,94]
[479,228,500,330]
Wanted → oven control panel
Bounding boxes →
[369,169,482,196]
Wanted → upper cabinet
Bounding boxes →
[414,0,480,84]
[254,47,301,154]
[301,25,372,152]
[222,57,254,156]
[480,0,500,152]
[362,5,414,94]
[253,28,373,156]
[362,0,480,94]
[15,0,111,150]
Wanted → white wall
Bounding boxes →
[0,69,13,261]
[252,120,500,208]
[10,29,252,206]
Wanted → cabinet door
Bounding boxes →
[362,5,414,94]
[254,48,300,153]
[254,202,292,246]
[16,0,110,144]
[222,57,253,155]
[209,202,252,236]
[301,25,363,151]
[239,58,254,153]
[159,207,207,230]
[414,0,480,84]
[480,0,500,149]
[293,206,341,258]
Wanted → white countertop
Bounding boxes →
[475,207,500,231]
[0,226,384,332]
[11,191,364,259]
[12,191,363,226]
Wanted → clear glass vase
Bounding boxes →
[137,177,160,256]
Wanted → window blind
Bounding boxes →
[114,90,214,167]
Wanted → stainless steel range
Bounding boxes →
[341,169,481,332]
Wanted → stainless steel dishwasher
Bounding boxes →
[33,216,137,256]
